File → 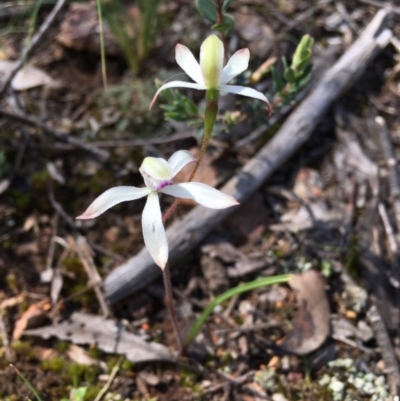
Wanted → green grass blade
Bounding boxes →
[185,274,292,345]
[10,364,43,401]
[95,0,107,89]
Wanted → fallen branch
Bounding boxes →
[104,9,393,304]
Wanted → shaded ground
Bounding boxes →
[1,0,400,400]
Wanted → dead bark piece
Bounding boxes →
[281,270,330,355]
[103,9,393,304]
[24,312,173,363]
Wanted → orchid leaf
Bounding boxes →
[212,13,234,34]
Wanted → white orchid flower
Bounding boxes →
[149,34,270,109]
[76,150,238,269]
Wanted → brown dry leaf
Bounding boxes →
[0,61,55,90]
[281,270,330,355]
[67,344,107,370]
[12,298,51,341]
[24,312,173,362]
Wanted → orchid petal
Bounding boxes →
[200,35,224,88]
[76,186,151,219]
[220,48,250,85]
[175,44,204,85]
[142,192,168,269]
[149,81,207,110]
[161,183,239,209]
[168,150,196,178]
[218,84,270,105]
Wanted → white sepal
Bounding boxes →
[142,192,168,269]
[149,81,207,110]
[218,84,270,104]
[76,186,151,219]
[161,182,239,209]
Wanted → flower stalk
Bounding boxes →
[162,263,184,355]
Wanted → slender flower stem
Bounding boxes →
[161,92,219,353]
[215,0,228,60]
[162,263,184,355]
[162,90,219,224]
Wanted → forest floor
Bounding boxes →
[1,0,400,400]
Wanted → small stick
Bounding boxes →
[359,0,400,14]
[367,304,400,397]
[45,214,59,271]
[0,108,109,161]
[93,356,123,401]
[375,116,400,231]
[0,0,68,98]
[74,236,110,317]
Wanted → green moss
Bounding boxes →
[121,359,134,371]
[57,341,70,353]
[87,347,101,359]
[11,341,35,361]
[31,169,50,191]
[62,257,84,276]
[5,273,18,291]
[41,356,66,372]
[83,385,103,401]
[106,355,121,372]
[8,189,31,211]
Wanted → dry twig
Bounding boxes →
[0,108,109,161]
[0,0,68,98]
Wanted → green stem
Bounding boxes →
[162,89,219,222]
[96,0,107,89]
[185,274,292,346]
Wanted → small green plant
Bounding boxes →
[102,0,161,75]
[196,0,234,35]
[271,34,314,105]
[159,87,202,126]
[61,387,87,401]
[186,274,291,345]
